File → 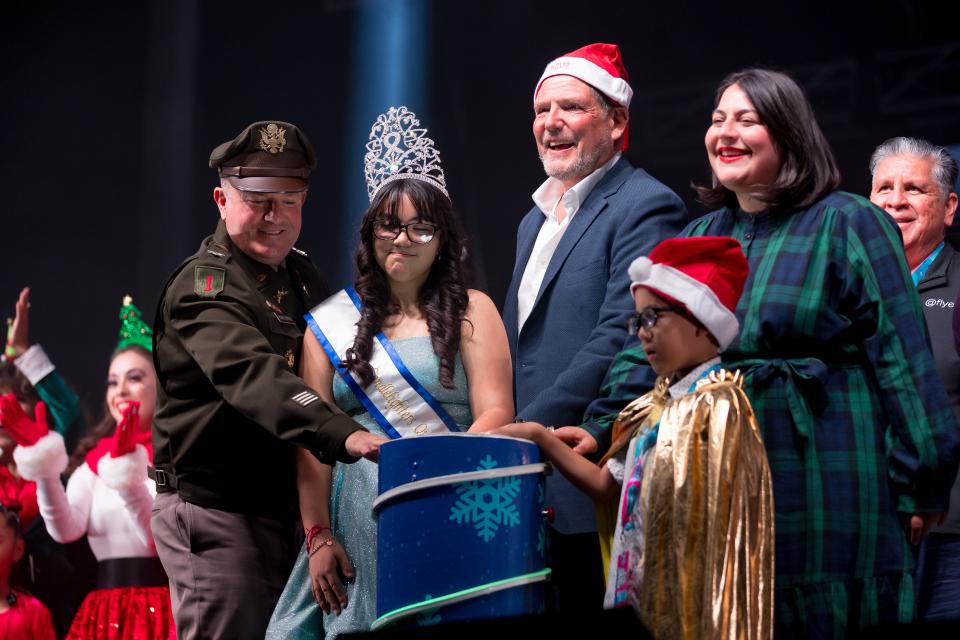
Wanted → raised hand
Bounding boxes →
[0,395,49,446]
[4,287,30,361]
[10,288,30,356]
[112,401,141,457]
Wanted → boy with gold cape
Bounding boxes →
[499,237,774,639]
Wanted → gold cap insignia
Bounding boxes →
[259,123,287,155]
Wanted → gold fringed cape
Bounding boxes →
[640,370,774,640]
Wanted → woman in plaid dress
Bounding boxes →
[682,68,960,637]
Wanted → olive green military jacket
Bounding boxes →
[151,220,362,519]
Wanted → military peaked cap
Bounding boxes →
[210,121,317,192]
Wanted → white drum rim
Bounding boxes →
[372,463,549,513]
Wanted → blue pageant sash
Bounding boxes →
[305,287,460,440]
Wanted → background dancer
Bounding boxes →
[0,503,56,640]
[8,297,175,639]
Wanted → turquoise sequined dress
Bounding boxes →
[266,337,473,639]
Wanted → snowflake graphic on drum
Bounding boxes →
[449,455,521,542]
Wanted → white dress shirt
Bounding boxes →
[517,153,621,331]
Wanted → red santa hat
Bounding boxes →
[628,237,748,351]
[534,43,633,151]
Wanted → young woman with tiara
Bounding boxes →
[266,106,514,638]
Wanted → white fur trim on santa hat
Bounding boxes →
[535,57,633,107]
[98,444,149,492]
[12,431,68,481]
[629,257,740,351]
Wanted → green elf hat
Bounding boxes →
[116,295,153,352]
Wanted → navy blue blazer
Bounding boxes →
[503,156,687,534]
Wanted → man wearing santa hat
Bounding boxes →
[502,43,687,609]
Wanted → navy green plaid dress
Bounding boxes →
[681,191,960,636]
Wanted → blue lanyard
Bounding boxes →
[912,242,944,287]
[688,363,721,392]
[638,363,722,456]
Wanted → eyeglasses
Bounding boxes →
[628,306,684,334]
[372,219,438,244]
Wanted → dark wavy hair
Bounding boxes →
[344,179,469,389]
[695,68,841,211]
[0,502,22,538]
[66,344,153,475]
[0,362,40,410]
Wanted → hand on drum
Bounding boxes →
[494,422,547,444]
[345,430,388,462]
[552,426,598,455]
[308,537,355,615]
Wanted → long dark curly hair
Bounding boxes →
[344,179,470,390]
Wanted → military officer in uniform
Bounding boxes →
[150,121,385,639]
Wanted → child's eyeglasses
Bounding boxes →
[628,306,685,334]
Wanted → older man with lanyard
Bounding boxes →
[151,121,385,639]
[502,44,686,610]
[870,136,960,623]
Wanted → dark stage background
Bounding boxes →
[3,0,958,411]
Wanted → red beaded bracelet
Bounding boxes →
[305,524,332,552]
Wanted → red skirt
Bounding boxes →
[65,586,174,640]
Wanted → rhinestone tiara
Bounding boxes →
[364,106,449,202]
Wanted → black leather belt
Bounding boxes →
[98,557,168,589]
[148,466,179,491]
[148,467,297,521]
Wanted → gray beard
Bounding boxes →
[539,139,612,183]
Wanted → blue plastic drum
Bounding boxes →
[372,433,549,630]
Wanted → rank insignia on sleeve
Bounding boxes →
[194,266,226,298]
[292,390,319,407]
